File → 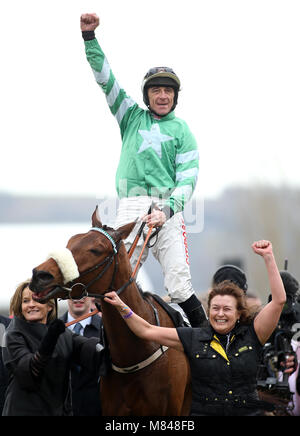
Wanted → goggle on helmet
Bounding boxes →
[141,67,181,113]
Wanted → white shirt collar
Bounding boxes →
[67,312,92,333]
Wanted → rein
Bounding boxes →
[127,202,154,259]
[131,225,154,278]
[65,305,101,328]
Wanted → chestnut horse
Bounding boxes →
[30,208,191,416]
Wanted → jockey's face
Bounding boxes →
[148,86,175,117]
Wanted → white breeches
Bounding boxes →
[114,197,194,303]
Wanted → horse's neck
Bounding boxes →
[101,246,159,365]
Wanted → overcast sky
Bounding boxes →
[1,0,300,202]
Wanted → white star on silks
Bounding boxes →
[138,124,174,158]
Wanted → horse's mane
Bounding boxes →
[135,281,159,305]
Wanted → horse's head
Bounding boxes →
[30,207,136,303]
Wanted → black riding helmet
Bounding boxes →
[212,265,248,293]
[141,67,181,115]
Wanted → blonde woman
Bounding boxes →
[2,280,105,416]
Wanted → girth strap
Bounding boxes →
[111,346,168,374]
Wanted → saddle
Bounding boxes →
[144,292,187,328]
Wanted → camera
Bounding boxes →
[257,329,294,401]
[256,264,300,413]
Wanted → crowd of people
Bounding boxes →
[1,247,299,416]
[1,11,299,416]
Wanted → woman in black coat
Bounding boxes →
[0,314,10,415]
[2,280,105,416]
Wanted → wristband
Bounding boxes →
[123,310,133,319]
[120,305,129,312]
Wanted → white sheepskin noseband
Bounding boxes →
[47,248,80,284]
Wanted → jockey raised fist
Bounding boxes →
[80,13,100,31]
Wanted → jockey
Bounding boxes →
[80,13,207,327]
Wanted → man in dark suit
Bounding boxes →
[0,314,10,415]
[61,297,102,416]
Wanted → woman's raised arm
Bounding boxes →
[252,240,286,344]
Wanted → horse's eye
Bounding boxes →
[90,248,102,256]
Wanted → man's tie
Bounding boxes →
[73,322,82,335]
[72,322,83,373]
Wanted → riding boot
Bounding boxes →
[178,294,207,328]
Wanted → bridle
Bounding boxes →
[47,202,162,302]
[56,227,134,301]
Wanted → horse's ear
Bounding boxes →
[115,221,137,240]
[91,206,102,228]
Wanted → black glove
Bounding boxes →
[39,319,65,357]
[82,30,95,41]
[30,319,65,382]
